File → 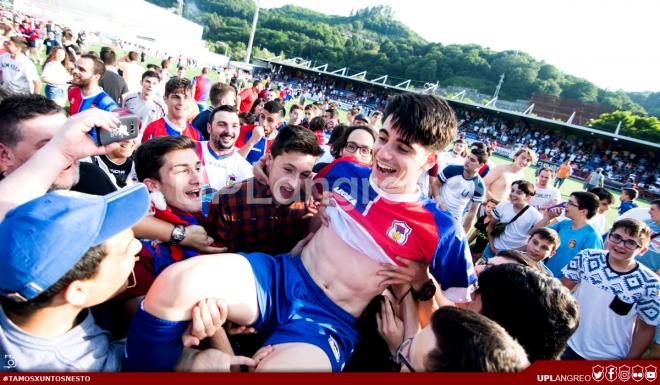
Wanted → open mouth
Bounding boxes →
[279,185,295,200]
[185,188,201,200]
[376,161,396,175]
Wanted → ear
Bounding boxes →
[265,153,273,172]
[62,280,88,307]
[207,122,211,136]
[423,150,439,172]
[0,143,14,169]
[142,177,161,193]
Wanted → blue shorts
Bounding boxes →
[241,252,358,372]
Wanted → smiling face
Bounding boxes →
[108,138,137,160]
[508,182,532,208]
[164,88,192,121]
[148,149,203,213]
[339,128,375,165]
[513,152,533,170]
[372,116,437,195]
[208,110,240,152]
[266,151,315,205]
[605,227,644,265]
[71,57,98,88]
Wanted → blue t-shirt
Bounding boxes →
[545,219,604,278]
[619,201,638,215]
[637,219,660,274]
[191,108,212,139]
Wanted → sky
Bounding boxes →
[259,0,659,92]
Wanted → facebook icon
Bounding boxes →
[605,365,618,382]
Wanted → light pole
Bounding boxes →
[244,0,261,64]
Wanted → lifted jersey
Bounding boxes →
[315,158,476,302]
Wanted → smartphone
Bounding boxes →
[96,114,139,146]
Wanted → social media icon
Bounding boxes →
[606,365,618,382]
[592,365,605,382]
[619,365,631,382]
[632,365,645,382]
[646,365,657,382]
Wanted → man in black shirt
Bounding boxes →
[99,47,129,104]
[43,31,60,56]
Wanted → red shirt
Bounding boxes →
[142,117,202,143]
[239,87,258,113]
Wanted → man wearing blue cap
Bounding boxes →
[0,185,149,371]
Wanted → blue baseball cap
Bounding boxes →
[0,184,150,302]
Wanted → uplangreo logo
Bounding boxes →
[536,365,657,383]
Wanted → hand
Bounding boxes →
[48,109,121,164]
[290,232,314,256]
[545,207,563,219]
[316,191,335,227]
[377,257,429,289]
[188,349,258,372]
[179,225,227,253]
[225,321,257,335]
[248,125,265,144]
[182,298,228,347]
[247,345,275,372]
[376,296,404,356]
[252,156,269,185]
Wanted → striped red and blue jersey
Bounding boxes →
[315,157,477,303]
[68,86,119,142]
[141,117,202,143]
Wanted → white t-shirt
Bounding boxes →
[530,184,561,210]
[0,53,38,94]
[41,61,70,89]
[437,151,465,172]
[438,165,485,221]
[588,213,607,235]
[200,142,253,191]
[564,249,660,359]
[122,92,167,135]
[491,201,542,250]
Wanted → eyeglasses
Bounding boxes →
[395,337,416,372]
[608,232,642,250]
[344,141,373,157]
[566,201,579,208]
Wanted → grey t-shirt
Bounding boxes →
[0,305,123,372]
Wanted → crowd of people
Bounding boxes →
[0,7,658,375]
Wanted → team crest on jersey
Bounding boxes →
[226,174,237,186]
[568,239,576,249]
[461,189,470,197]
[387,220,412,245]
[328,336,341,363]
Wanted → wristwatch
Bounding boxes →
[411,279,436,301]
[169,224,186,245]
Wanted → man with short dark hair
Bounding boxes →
[99,47,128,104]
[533,191,603,278]
[141,78,202,143]
[122,70,166,135]
[236,100,284,164]
[191,82,236,139]
[69,53,119,143]
[238,80,263,113]
[322,108,340,141]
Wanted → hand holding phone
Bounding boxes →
[96,114,139,146]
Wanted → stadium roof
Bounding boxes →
[259,57,659,150]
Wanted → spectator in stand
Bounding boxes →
[483,148,536,202]
[483,180,543,260]
[141,78,201,143]
[122,70,167,137]
[587,187,614,235]
[191,82,236,140]
[118,51,144,93]
[41,46,71,106]
[238,80,263,113]
[561,219,659,360]
[584,168,604,191]
[619,188,639,215]
[0,36,40,95]
[530,167,561,211]
[554,159,573,188]
[533,192,603,278]
[192,67,212,111]
[99,47,128,105]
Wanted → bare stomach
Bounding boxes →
[301,225,385,317]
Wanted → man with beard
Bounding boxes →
[196,105,252,213]
[0,94,116,195]
[68,53,119,143]
[236,100,284,164]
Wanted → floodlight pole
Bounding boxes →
[245,0,261,64]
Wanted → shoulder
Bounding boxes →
[441,165,463,180]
